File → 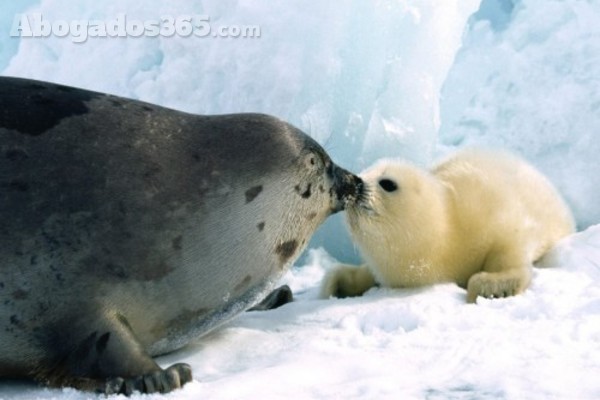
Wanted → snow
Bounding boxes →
[1,0,600,399]
[440,0,600,230]
[2,227,599,400]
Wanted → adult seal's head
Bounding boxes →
[0,77,362,395]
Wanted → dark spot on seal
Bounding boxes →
[0,282,4,289]
[105,263,128,279]
[307,212,317,221]
[303,185,312,198]
[96,332,110,354]
[29,83,47,90]
[110,99,123,108]
[138,261,175,282]
[319,184,325,193]
[116,313,133,331]
[88,255,174,282]
[166,308,210,332]
[30,255,38,266]
[142,105,153,112]
[9,315,26,329]
[0,79,97,136]
[234,275,252,293]
[144,164,162,180]
[12,289,28,300]
[276,240,299,264]
[10,181,29,192]
[2,180,29,192]
[172,235,183,251]
[295,184,312,199]
[257,222,265,232]
[56,85,75,93]
[245,185,263,203]
[5,148,29,162]
[32,94,54,106]
[37,301,50,314]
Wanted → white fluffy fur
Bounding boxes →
[321,149,575,302]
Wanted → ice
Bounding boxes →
[2,0,600,399]
[0,0,37,71]
[440,0,600,230]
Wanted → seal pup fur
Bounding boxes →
[0,77,363,394]
[321,148,574,303]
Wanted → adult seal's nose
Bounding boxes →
[331,165,363,213]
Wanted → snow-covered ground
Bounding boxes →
[2,227,599,400]
[1,0,600,399]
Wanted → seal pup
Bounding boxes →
[321,148,574,303]
[0,77,363,395]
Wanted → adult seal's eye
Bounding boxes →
[304,153,323,171]
[378,178,398,193]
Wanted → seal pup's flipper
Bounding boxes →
[249,285,293,311]
[37,312,192,395]
[320,264,377,298]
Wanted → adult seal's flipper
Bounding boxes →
[249,285,294,311]
[37,312,192,395]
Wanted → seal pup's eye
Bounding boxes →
[378,178,398,193]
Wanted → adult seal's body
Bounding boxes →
[0,77,362,394]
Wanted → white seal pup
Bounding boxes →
[321,148,575,303]
[0,77,363,395]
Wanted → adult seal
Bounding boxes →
[0,77,362,395]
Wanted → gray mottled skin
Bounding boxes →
[0,77,362,394]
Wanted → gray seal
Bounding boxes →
[0,77,362,395]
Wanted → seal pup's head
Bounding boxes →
[345,159,447,259]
